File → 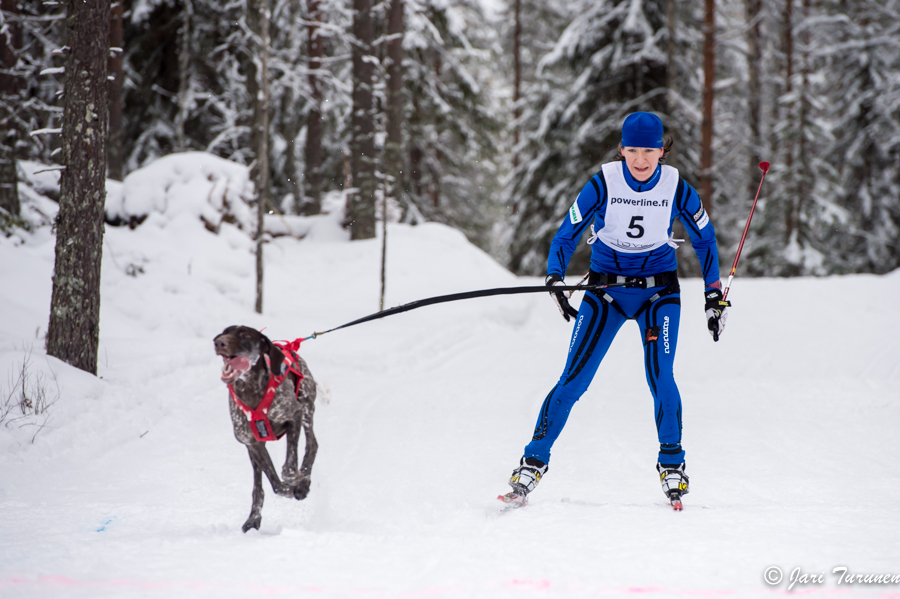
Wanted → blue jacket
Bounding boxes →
[547,162,721,289]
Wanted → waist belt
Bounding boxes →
[588,270,678,290]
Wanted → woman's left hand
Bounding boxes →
[704,289,731,342]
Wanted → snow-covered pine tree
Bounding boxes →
[495,0,575,174]
[268,0,354,215]
[694,0,772,277]
[123,0,354,213]
[820,0,900,273]
[400,0,501,250]
[0,0,22,217]
[0,0,64,170]
[345,0,377,240]
[504,0,669,276]
[741,0,841,276]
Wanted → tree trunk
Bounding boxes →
[0,0,21,216]
[107,0,124,179]
[346,0,376,240]
[281,88,303,213]
[512,0,521,170]
[46,0,111,375]
[783,0,795,241]
[744,0,762,199]
[174,0,192,153]
[430,53,441,209]
[0,145,16,218]
[246,0,261,163]
[303,0,323,215]
[384,0,404,206]
[254,0,270,314]
[382,0,404,309]
[699,0,716,215]
[281,0,303,214]
[665,0,677,168]
[794,0,811,238]
[0,0,18,87]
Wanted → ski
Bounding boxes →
[670,494,683,511]
[497,491,527,509]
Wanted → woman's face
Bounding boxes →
[621,146,665,181]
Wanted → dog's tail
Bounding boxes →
[315,379,332,405]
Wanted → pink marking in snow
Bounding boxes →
[397,587,460,597]
[506,578,551,590]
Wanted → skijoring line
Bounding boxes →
[300,281,635,342]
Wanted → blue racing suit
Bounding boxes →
[524,161,721,466]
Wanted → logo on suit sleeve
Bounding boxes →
[693,206,709,229]
[569,200,583,225]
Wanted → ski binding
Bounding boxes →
[497,491,528,509]
[669,493,683,511]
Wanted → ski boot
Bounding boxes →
[498,457,548,508]
[657,462,689,511]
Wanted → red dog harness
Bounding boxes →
[227,340,305,442]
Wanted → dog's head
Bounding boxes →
[213,326,275,384]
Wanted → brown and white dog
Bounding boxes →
[213,325,318,532]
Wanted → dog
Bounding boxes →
[213,325,318,532]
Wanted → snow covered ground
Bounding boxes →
[1,157,899,598]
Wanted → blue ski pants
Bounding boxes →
[524,285,686,466]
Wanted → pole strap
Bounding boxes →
[302,283,626,341]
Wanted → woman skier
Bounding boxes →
[501,112,730,510]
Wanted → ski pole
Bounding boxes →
[723,161,770,302]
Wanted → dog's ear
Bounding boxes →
[260,333,285,374]
[259,332,272,354]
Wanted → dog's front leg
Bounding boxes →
[243,451,264,533]
[247,442,292,498]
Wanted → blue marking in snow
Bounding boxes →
[96,518,113,532]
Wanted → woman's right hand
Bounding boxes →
[545,274,579,322]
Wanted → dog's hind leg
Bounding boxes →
[293,407,318,500]
[242,452,265,533]
[281,422,302,484]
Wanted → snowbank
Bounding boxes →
[107,152,255,232]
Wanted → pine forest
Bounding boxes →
[2,0,899,278]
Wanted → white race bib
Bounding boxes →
[596,163,679,254]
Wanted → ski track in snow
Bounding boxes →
[1,192,899,598]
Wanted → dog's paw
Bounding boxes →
[272,483,295,498]
[242,514,262,533]
[292,477,311,500]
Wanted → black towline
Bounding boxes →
[305,283,628,340]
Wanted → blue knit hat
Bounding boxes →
[621,112,664,148]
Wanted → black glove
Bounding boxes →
[704,288,731,342]
[546,274,579,322]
